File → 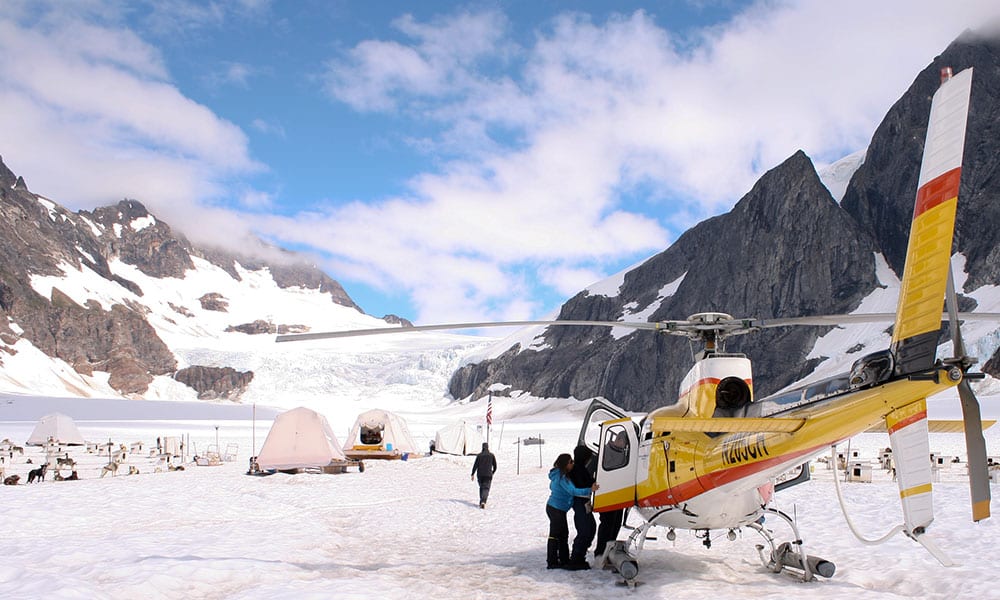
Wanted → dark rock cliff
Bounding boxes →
[842,30,1000,291]
[451,151,880,411]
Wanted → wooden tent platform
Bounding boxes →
[344,450,404,461]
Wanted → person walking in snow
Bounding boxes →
[546,453,599,570]
[471,442,497,508]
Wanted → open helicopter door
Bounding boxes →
[578,400,640,511]
[592,419,640,511]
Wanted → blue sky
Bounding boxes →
[2,1,999,325]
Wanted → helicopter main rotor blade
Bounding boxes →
[741,312,1000,329]
[276,312,1000,343]
[946,266,991,521]
[274,320,661,342]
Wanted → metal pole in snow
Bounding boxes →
[517,437,521,475]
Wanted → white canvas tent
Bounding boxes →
[345,409,419,453]
[433,420,483,456]
[26,412,85,446]
[256,407,346,471]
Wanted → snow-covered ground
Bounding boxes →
[1,392,998,600]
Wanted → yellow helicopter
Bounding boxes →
[278,67,998,584]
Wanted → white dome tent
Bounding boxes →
[255,407,349,472]
[26,412,86,446]
[433,420,483,456]
[345,409,419,459]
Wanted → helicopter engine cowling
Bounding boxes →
[679,354,753,418]
[715,376,752,416]
[849,350,894,389]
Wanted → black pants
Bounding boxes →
[546,504,569,567]
[594,508,625,557]
[570,497,596,563]
[477,476,492,505]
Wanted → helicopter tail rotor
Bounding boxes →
[945,266,991,521]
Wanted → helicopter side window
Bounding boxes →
[602,425,630,471]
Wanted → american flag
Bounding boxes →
[486,395,493,426]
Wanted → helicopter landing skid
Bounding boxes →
[598,521,652,588]
[751,508,835,582]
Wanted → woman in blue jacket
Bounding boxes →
[546,453,598,569]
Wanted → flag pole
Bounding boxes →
[486,391,493,446]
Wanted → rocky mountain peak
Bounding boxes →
[0,156,16,189]
[450,148,881,410]
[84,199,195,280]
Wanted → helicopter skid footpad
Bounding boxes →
[605,541,639,585]
[769,542,836,580]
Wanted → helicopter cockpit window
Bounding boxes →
[360,424,384,445]
[602,425,630,471]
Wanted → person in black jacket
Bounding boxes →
[567,444,597,569]
[470,442,497,508]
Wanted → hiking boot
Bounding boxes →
[480,502,485,509]
[565,561,591,571]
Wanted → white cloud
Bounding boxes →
[0,13,262,225]
[293,1,1000,323]
[250,118,285,138]
[238,188,275,210]
[206,62,256,89]
[322,9,513,112]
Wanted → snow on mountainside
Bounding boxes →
[28,255,384,354]
[0,156,493,408]
[817,149,865,202]
[20,250,489,408]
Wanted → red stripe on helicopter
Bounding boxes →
[639,444,823,507]
[886,409,928,435]
[678,377,721,399]
[913,167,961,219]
